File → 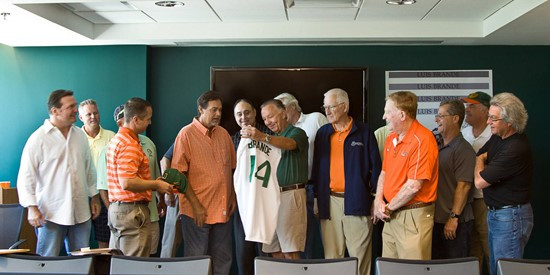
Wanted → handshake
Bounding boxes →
[161,168,188,194]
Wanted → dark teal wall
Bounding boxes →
[1,44,548,258]
[0,44,147,186]
[148,45,550,258]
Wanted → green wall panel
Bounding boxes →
[0,44,147,187]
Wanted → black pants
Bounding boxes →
[432,220,474,259]
[232,207,265,275]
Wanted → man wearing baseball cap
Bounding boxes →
[461,91,492,273]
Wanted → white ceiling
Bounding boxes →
[0,0,549,47]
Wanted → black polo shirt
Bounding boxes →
[479,133,533,208]
[435,134,475,223]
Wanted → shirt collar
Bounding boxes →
[399,119,421,143]
[44,119,76,134]
[279,124,293,136]
[118,126,140,142]
[332,117,353,133]
[81,125,105,140]
[192,117,216,136]
[296,112,305,124]
[43,119,55,132]
[439,132,464,150]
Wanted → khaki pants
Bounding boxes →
[321,195,372,275]
[108,203,151,257]
[382,204,434,259]
[470,198,490,272]
[263,188,307,253]
[149,221,160,255]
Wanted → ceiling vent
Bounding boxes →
[285,0,362,8]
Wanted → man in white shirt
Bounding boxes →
[18,89,100,256]
[79,99,115,248]
[275,92,328,258]
[461,91,492,273]
[275,93,329,179]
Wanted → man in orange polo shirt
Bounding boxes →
[107,97,173,257]
[311,88,381,275]
[373,91,439,260]
[172,91,236,275]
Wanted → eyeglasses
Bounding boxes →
[488,116,504,122]
[434,114,453,119]
[321,102,344,113]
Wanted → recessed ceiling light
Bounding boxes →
[155,1,184,7]
[386,0,416,5]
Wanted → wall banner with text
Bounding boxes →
[385,70,493,131]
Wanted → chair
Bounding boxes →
[375,257,479,275]
[497,258,550,275]
[110,255,212,275]
[254,256,358,275]
[0,254,94,274]
[0,204,26,249]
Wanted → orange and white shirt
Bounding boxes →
[107,127,151,202]
[172,118,236,224]
[382,120,439,205]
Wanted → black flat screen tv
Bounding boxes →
[211,67,368,135]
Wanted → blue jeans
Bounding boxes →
[182,215,232,275]
[36,219,91,256]
[488,203,533,275]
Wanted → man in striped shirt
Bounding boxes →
[106,97,173,257]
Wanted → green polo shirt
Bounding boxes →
[276,125,309,187]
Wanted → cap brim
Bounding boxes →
[461,98,481,104]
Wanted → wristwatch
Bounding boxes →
[264,134,271,143]
[450,212,460,219]
[385,203,394,215]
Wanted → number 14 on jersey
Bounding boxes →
[248,155,271,188]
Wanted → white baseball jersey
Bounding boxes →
[234,138,281,244]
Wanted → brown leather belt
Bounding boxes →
[330,191,345,198]
[280,183,305,192]
[395,202,433,213]
[111,200,149,206]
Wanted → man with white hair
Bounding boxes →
[311,88,381,275]
[474,92,533,275]
[274,92,328,258]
